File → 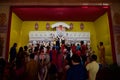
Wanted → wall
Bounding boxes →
[10,13,23,51]
[94,13,112,64]
[0,6,10,59]
[111,3,120,65]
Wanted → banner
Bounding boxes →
[29,31,90,43]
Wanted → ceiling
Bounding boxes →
[0,0,120,4]
[12,6,109,21]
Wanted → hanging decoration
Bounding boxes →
[70,23,73,30]
[51,22,70,29]
[80,23,84,30]
[51,22,70,31]
[35,22,39,30]
[46,23,50,30]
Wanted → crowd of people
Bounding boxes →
[0,39,105,80]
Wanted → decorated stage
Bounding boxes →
[29,31,90,45]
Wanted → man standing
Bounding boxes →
[66,54,87,80]
[97,42,106,65]
[86,54,99,80]
[9,43,17,63]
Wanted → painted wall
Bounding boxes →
[94,13,112,64]
[10,13,23,51]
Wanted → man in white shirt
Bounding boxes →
[86,54,99,80]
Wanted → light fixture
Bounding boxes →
[80,23,84,30]
[102,6,109,9]
[70,23,73,30]
[81,6,88,8]
[46,23,50,30]
[35,22,39,30]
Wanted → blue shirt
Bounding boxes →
[67,63,87,80]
